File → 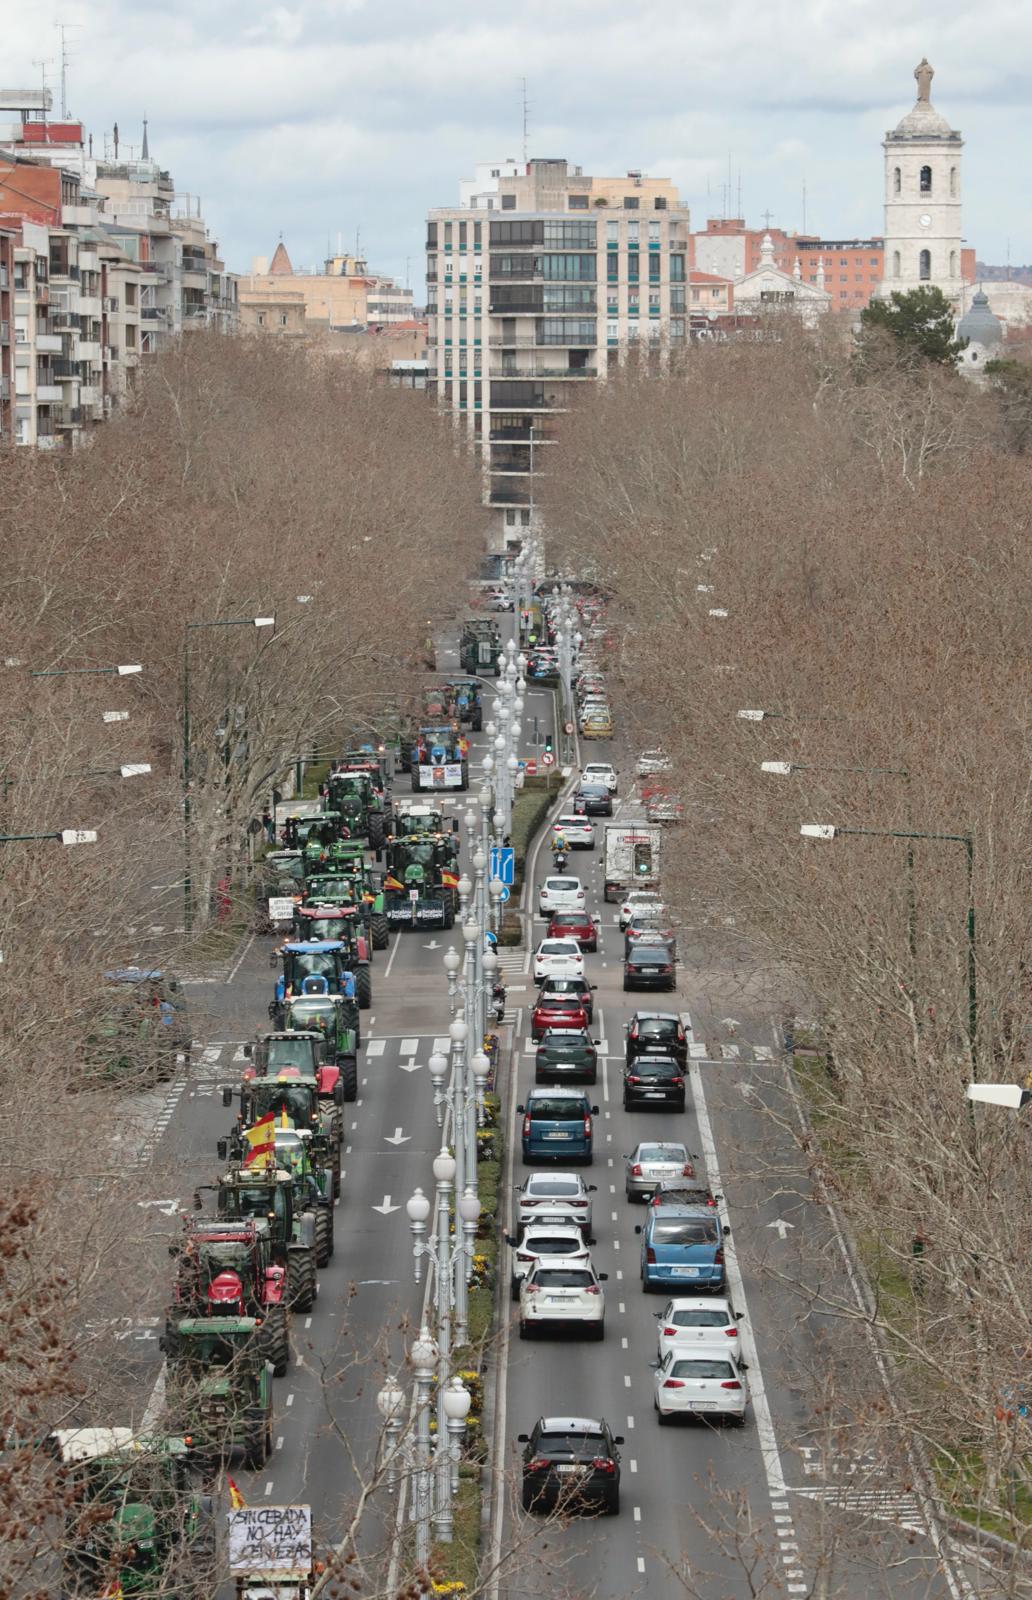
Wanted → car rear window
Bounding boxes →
[639,1018,677,1038]
[539,1433,606,1456]
[532,1268,595,1288]
[651,1220,719,1245]
[544,980,585,995]
[530,1178,581,1196]
[639,1145,685,1161]
[530,1236,583,1254]
[550,914,584,926]
[671,1359,734,1379]
[528,1097,587,1120]
[629,947,671,963]
[541,939,579,955]
[672,1308,729,1327]
[544,879,578,893]
[634,1059,681,1079]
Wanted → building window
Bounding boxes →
[950,166,957,198]
[670,286,685,311]
[919,249,931,280]
[257,313,265,326]
[670,254,685,282]
[444,222,452,245]
[606,220,619,246]
[654,197,667,210]
[501,194,516,210]
[520,509,531,525]
[606,319,618,341]
[459,221,467,248]
[627,221,639,243]
[126,282,136,306]
[920,165,932,194]
[893,167,901,195]
[623,196,639,209]
[892,250,901,278]
[567,194,588,210]
[648,255,660,282]
[950,250,957,276]
[506,509,516,526]
[870,257,879,266]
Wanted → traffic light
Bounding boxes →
[544,731,554,756]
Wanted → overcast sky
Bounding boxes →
[11,1,1032,283]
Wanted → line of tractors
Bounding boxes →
[51,742,475,1598]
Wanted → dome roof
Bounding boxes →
[892,99,955,138]
[957,289,1003,347]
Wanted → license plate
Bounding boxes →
[556,1464,583,1474]
[672,1266,700,1276]
[690,1402,718,1411]
[644,1091,666,1098]
[544,1131,571,1140]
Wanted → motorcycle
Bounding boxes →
[491,981,507,1024]
[552,849,568,874]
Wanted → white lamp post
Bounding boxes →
[410,1325,438,1570]
[376,1374,406,1493]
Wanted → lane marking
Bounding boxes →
[366,1039,387,1057]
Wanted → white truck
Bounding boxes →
[229,1503,314,1600]
[602,821,662,903]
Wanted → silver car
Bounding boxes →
[624,1141,695,1202]
[517,1172,597,1235]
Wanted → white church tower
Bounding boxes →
[879,58,964,307]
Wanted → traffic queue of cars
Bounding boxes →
[517,736,749,1519]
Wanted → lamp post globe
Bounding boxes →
[432,1147,457,1186]
[443,947,461,976]
[428,1051,449,1086]
[473,846,487,873]
[482,947,498,976]
[457,873,472,900]
[463,918,479,945]
[443,1376,472,1421]
[411,1326,438,1370]
[449,1017,468,1045]
[406,1188,432,1226]
[377,1375,405,1420]
[472,1051,491,1086]
[493,810,505,835]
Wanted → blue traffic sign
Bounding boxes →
[497,885,510,903]
[490,846,516,886]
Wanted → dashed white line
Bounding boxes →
[633,1506,641,1522]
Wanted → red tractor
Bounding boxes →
[165,1218,290,1376]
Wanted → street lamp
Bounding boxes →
[763,761,907,779]
[442,1375,472,1496]
[966,1083,1031,1111]
[28,662,143,678]
[182,613,275,934]
[409,1325,439,1571]
[0,828,98,846]
[800,822,977,1071]
[376,1374,406,1493]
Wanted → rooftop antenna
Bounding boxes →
[32,57,54,113]
[737,167,742,220]
[55,22,81,119]
[521,77,530,165]
[727,151,732,220]
[802,175,807,234]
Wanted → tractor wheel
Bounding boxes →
[332,1150,342,1198]
[289,1250,317,1313]
[472,712,483,732]
[441,900,455,930]
[339,1054,358,1103]
[259,1304,290,1377]
[355,966,372,1010]
[411,774,420,793]
[369,814,385,852]
[314,1206,332,1267]
[371,912,390,950]
[243,1419,270,1470]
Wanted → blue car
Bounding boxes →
[636,1205,728,1293]
[518,1087,599,1166]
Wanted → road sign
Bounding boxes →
[542,752,555,767]
[525,759,538,775]
[268,897,296,923]
[490,846,515,886]
[564,721,574,735]
[497,886,510,903]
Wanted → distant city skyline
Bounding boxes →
[9,2,1032,281]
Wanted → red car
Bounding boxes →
[546,910,598,952]
[531,993,590,1041]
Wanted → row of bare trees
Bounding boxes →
[0,333,487,1596]
[542,323,1032,1540]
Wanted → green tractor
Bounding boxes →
[239,1026,355,1116]
[53,1428,213,1600]
[326,768,388,854]
[162,1317,274,1469]
[204,1163,319,1312]
[280,810,344,852]
[278,995,361,1100]
[271,1126,335,1263]
[222,1066,343,1194]
[460,618,502,677]
[303,865,389,953]
[382,834,457,931]
[81,995,180,1087]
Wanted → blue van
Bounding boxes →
[518,1087,599,1165]
[636,1205,728,1292]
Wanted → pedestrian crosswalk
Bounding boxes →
[792,1484,926,1533]
[689,1040,776,1064]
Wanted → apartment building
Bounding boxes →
[246,242,413,331]
[0,225,14,442]
[426,158,691,547]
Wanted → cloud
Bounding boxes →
[9,0,1031,274]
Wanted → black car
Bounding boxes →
[536,1029,599,1084]
[622,1053,685,1111]
[538,975,596,1023]
[626,1011,688,1069]
[518,1415,623,1515]
[573,782,613,818]
[623,945,676,992]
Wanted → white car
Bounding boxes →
[654,1350,748,1424]
[582,762,618,794]
[655,1297,743,1360]
[519,1257,607,1339]
[506,1223,591,1299]
[636,750,672,777]
[534,937,585,982]
[618,890,666,932]
[516,1172,596,1234]
[538,876,587,916]
[551,815,595,850]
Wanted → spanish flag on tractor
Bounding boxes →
[227,1475,246,1510]
[384,873,404,892]
[242,1112,276,1168]
[441,869,459,889]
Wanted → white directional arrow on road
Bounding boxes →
[137,1199,182,1217]
[399,1059,423,1073]
[384,1128,411,1146]
[767,1218,795,1240]
[423,940,440,950]
[372,1195,401,1215]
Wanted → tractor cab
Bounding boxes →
[243,1031,324,1080]
[274,942,351,1005]
[280,810,342,850]
[444,677,484,730]
[216,1169,295,1234]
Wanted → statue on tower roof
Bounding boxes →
[914,58,934,103]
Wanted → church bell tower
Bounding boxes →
[879,59,964,307]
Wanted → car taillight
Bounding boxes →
[629,1023,638,1039]
[583,1115,592,1137]
[646,1248,656,1264]
[517,1252,534,1262]
[715,1248,724,1265]
[585,1285,601,1295]
[663,1326,677,1335]
[528,1457,549,1473]
[725,1327,738,1336]
[682,1164,694,1177]
[523,1116,531,1137]
[523,1283,539,1294]
[720,1380,742,1390]
[663,1379,685,1389]
[661,964,673,974]
[627,1075,640,1085]
[630,1163,642,1176]
[591,1458,616,1473]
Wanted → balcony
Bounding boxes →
[182,267,207,289]
[140,306,166,320]
[102,295,120,313]
[489,363,597,379]
[80,385,100,406]
[36,333,63,353]
[53,359,79,379]
[77,340,102,361]
[56,406,84,427]
[487,393,566,411]
[78,295,102,318]
[78,250,99,272]
[488,425,557,442]
[492,332,597,348]
[37,384,63,402]
[488,487,532,506]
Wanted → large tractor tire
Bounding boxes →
[472,711,483,732]
[332,1147,342,1198]
[369,814,386,853]
[289,1249,317,1312]
[441,899,455,930]
[371,912,390,950]
[411,773,421,793]
[314,1206,333,1267]
[339,1053,358,1103]
[259,1304,290,1377]
[355,965,372,1010]
[243,1414,272,1469]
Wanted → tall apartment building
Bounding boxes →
[426,158,691,547]
[0,225,14,442]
